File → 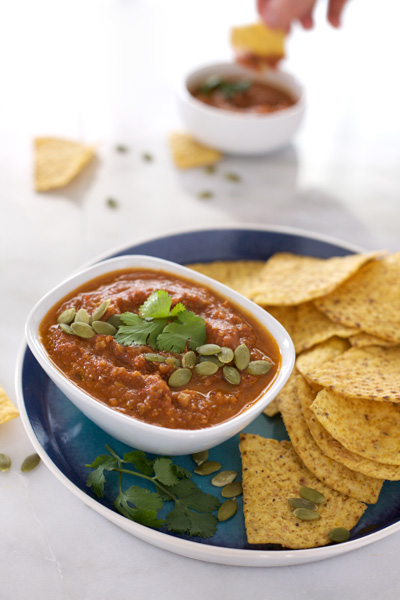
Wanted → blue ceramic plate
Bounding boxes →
[17,226,400,567]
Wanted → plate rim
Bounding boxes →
[16,224,398,567]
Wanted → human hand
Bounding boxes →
[257,0,350,31]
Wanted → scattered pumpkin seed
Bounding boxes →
[144,353,166,363]
[247,360,273,376]
[199,355,223,367]
[165,357,181,368]
[116,144,129,153]
[106,198,119,209]
[234,344,250,371]
[75,308,90,324]
[57,308,76,324]
[288,498,317,511]
[223,366,241,386]
[328,527,351,543]
[224,172,241,182]
[218,499,238,522]
[0,453,11,472]
[197,344,221,356]
[198,191,213,200]
[293,508,320,521]
[299,486,325,505]
[92,320,117,335]
[194,461,221,475]
[59,323,74,335]
[204,165,216,174]
[192,450,209,466]
[182,351,197,368]
[21,453,41,473]
[221,481,243,498]
[71,322,95,339]
[211,470,237,487]
[142,152,153,162]
[91,299,111,323]
[108,314,123,328]
[194,361,219,377]
[218,347,234,364]
[168,368,192,388]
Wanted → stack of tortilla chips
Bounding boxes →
[189,250,400,548]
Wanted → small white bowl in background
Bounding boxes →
[25,255,295,456]
[177,61,305,155]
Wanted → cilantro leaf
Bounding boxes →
[114,496,164,529]
[122,485,164,512]
[170,479,221,512]
[123,450,154,476]
[139,290,172,319]
[156,310,206,352]
[165,507,218,538]
[153,458,180,487]
[169,302,185,317]
[85,455,118,497]
[115,313,167,348]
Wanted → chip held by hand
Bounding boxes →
[34,137,95,192]
[231,22,286,70]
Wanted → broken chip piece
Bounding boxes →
[169,132,222,169]
[0,386,19,425]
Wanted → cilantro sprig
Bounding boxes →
[114,290,206,353]
[86,445,221,538]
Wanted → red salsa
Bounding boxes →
[39,269,281,430]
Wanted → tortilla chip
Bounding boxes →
[262,368,298,417]
[279,376,382,503]
[34,137,95,192]
[300,376,400,481]
[250,251,382,306]
[239,435,366,548]
[169,132,222,169]
[296,337,350,383]
[264,305,297,340]
[311,389,400,465]
[315,253,400,343]
[349,333,398,349]
[263,397,280,417]
[0,386,19,424]
[305,346,400,402]
[188,260,265,297]
[231,23,285,61]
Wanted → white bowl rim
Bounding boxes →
[177,60,306,122]
[25,253,295,444]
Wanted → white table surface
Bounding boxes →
[2,0,400,598]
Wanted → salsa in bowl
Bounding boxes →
[25,255,294,455]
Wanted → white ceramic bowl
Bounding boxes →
[25,255,295,455]
[177,61,305,155]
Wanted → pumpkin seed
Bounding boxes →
[92,320,117,335]
[223,366,241,385]
[247,360,273,376]
[57,308,76,324]
[299,486,325,504]
[165,357,181,368]
[218,499,238,522]
[293,508,320,521]
[0,453,11,472]
[194,361,219,377]
[328,527,350,543]
[199,355,223,367]
[108,314,123,328]
[21,453,41,473]
[144,353,166,363]
[59,323,74,335]
[288,498,317,511]
[234,344,250,370]
[182,351,197,368]
[91,299,110,323]
[71,322,95,339]
[75,308,90,324]
[211,470,237,487]
[194,461,221,475]
[192,450,209,466]
[196,344,222,356]
[218,347,234,364]
[221,481,243,498]
[168,368,192,388]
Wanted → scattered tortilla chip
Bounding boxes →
[239,435,366,548]
[188,260,265,297]
[250,251,382,306]
[231,23,285,68]
[296,337,350,383]
[169,132,222,169]
[0,386,19,424]
[315,253,400,343]
[311,389,400,465]
[34,137,95,192]
[279,376,382,503]
[264,305,297,340]
[305,346,400,402]
[349,333,398,349]
[299,375,400,481]
[263,397,280,417]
